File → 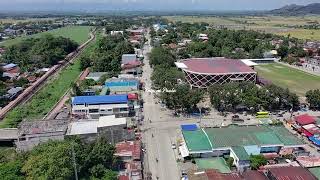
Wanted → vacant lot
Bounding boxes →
[255,63,320,96]
[1,26,92,47]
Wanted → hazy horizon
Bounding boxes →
[1,0,319,12]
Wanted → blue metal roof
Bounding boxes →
[181,124,198,131]
[105,80,138,87]
[72,95,128,105]
[309,136,320,146]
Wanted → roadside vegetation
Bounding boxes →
[208,82,299,112]
[0,137,119,180]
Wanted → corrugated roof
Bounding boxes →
[308,167,320,179]
[232,146,250,160]
[268,166,317,180]
[182,129,212,152]
[295,114,316,125]
[195,158,231,173]
[72,95,128,105]
[242,170,268,180]
[180,58,256,74]
[204,125,304,149]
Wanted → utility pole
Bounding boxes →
[71,143,78,180]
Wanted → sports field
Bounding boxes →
[0,26,92,47]
[255,63,320,96]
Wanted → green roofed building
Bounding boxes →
[181,125,305,173]
[308,167,320,179]
[195,157,231,173]
[182,129,212,153]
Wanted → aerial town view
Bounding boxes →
[1,0,320,180]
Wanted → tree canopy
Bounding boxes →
[0,137,119,180]
[2,34,78,71]
[208,82,299,112]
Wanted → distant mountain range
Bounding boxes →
[269,3,320,15]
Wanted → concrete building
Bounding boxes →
[15,119,68,151]
[67,115,134,143]
[71,95,130,119]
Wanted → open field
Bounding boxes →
[0,37,96,128]
[0,26,92,47]
[276,29,320,41]
[255,63,320,96]
[164,15,320,40]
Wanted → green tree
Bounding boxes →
[0,160,25,180]
[149,47,176,67]
[22,140,75,180]
[250,155,267,170]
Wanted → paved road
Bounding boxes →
[141,32,181,180]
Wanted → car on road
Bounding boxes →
[171,143,176,149]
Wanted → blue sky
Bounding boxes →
[1,0,320,11]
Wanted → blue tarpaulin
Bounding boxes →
[181,124,198,131]
[309,136,320,146]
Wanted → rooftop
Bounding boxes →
[182,129,212,152]
[242,170,268,180]
[205,125,304,149]
[178,58,256,74]
[72,95,128,105]
[115,140,141,160]
[268,166,317,180]
[182,125,304,152]
[308,167,320,179]
[232,146,250,160]
[297,156,320,167]
[86,72,108,78]
[98,115,127,128]
[18,119,68,136]
[67,120,98,135]
[295,114,316,125]
[195,158,231,173]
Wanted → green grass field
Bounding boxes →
[0,36,96,128]
[276,29,320,40]
[164,15,320,40]
[255,63,320,96]
[0,26,92,47]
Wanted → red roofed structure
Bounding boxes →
[128,93,138,100]
[176,58,257,88]
[295,114,316,126]
[266,166,317,180]
[115,141,141,161]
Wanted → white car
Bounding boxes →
[171,143,176,149]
